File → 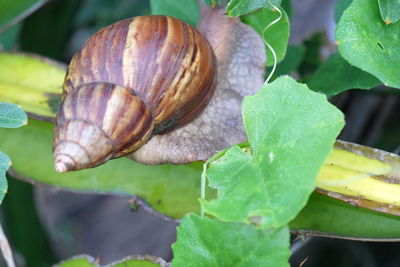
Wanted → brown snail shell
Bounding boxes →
[53,15,217,172]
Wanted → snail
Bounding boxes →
[53,6,266,172]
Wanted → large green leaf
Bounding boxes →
[336,0,400,88]
[308,53,381,96]
[241,7,290,66]
[0,119,212,219]
[0,0,47,33]
[378,0,400,24]
[290,193,400,240]
[0,103,27,128]
[56,255,167,267]
[172,214,290,267]
[0,152,10,203]
[2,119,400,239]
[0,53,65,119]
[150,0,200,26]
[201,76,344,228]
[226,0,281,16]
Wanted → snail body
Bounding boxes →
[53,15,217,172]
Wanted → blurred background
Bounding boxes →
[1,0,400,266]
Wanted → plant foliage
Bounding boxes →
[308,53,381,96]
[0,102,27,203]
[0,103,27,128]
[172,214,290,267]
[56,255,167,267]
[337,0,400,88]
[0,152,10,203]
[201,76,344,228]
[1,0,400,266]
[378,0,400,24]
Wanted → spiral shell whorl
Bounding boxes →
[64,15,216,133]
[53,83,154,172]
[54,15,216,172]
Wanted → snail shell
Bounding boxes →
[53,15,217,172]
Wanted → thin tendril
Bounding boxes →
[263,4,283,85]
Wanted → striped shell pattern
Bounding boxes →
[53,15,217,172]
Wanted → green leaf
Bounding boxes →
[378,0,400,24]
[334,0,352,23]
[56,255,167,267]
[336,0,400,88]
[201,76,344,228]
[0,103,27,128]
[0,119,214,219]
[290,193,400,240]
[0,52,65,119]
[241,7,290,66]
[0,152,10,203]
[56,256,96,267]
[3,120,400,240]
[0,0,48,33]
[226,0,281,16]
[150,0,200,26]
[111,261,160,267]
[172,214,290,267]
[308,53,381,96]
[111,258,167,267]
